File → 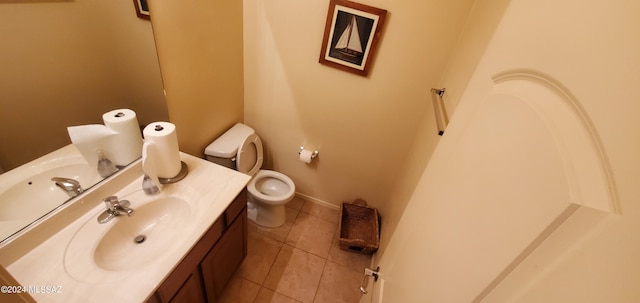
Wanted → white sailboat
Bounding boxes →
[334,15,363,58]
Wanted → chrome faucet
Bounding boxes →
[97,196,135,224]
[51,177,84,198]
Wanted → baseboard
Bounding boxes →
[294,192,340,210]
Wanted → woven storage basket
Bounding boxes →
[338,199,379,254]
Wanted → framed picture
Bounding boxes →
[133,0,150,20]
[319,0,387,77]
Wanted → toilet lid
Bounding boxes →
[236,133,263,176]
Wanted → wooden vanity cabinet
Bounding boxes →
[147,189,248,303]
[168,269,207,303]
[201,210,247,302]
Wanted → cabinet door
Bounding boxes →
[170,269,207,303]
[201,209,247,302]
[156,218,225,302]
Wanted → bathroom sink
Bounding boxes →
[2,152,253,303]
[63,181,205,283]
[0,163,101,221]
[93,196,190,271]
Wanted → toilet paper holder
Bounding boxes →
[298,146,319,159]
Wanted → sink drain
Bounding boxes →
[134,235,146,244]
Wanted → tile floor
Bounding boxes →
[216,197,372,303]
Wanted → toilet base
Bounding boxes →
[246,201,286,228]
[247,202,258,222]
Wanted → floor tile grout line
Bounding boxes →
[282,241,328,260]
[256,242,324,303]
[286,242,331,261]
[285,214,337,260]
[269,289,304,303]
[263,240,284,286]
[297,211,339,227]
[311,256,331,303]
[256,240,284,293]
[327,258,366,278]
[289,199,341,223]
[249,205,300,244]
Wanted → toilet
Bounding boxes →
[204,123,295,227]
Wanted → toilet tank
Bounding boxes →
[204,123,255,170]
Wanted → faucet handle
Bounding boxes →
[104,196,119,209]
[118,200,131,208]
[100,196,134,219]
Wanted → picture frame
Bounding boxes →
[133,0,150,20]
[319,0,387,77]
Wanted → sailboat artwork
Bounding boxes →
[319,0,387,77]
[328,11,373,67]
[334,15,364,60]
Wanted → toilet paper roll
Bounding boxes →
[102,109,143,166]
[142,122,181,178]
[299,149,314,164]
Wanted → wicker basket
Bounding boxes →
[338,199,379,254]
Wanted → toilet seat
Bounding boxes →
[236,133,263,176]
[247,170,295,205]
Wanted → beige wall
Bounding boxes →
[243,0,482,251]
[437,0,512,112]
[376,0,511,259]
[149,0,244,156]
[0,0,167,171]
[149,0,506,262]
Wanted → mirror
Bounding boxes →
[0,0,168,243]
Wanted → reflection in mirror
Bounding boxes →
[0,0,168,244]
[0,144,110,242]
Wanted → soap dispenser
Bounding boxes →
[96,149,118,178]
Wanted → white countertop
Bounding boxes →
[0,153,250,303]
